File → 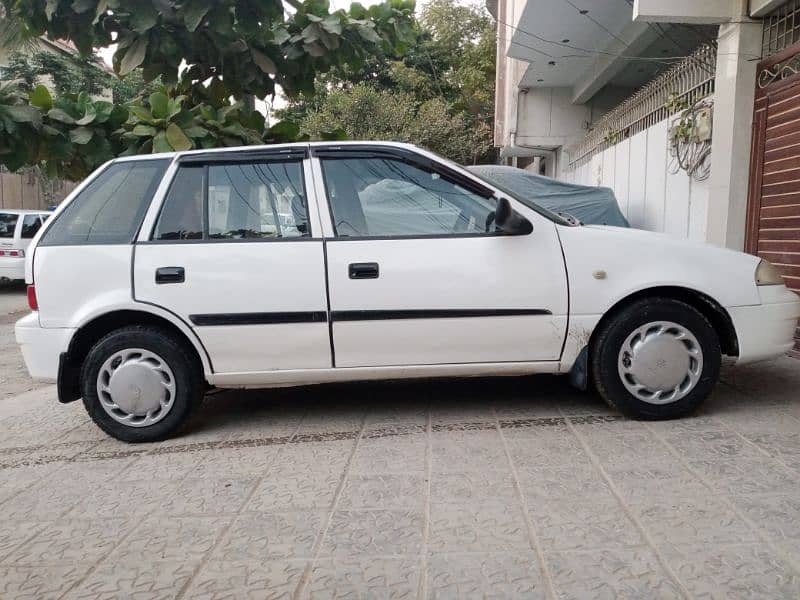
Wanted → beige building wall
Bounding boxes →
[0,169,78,210]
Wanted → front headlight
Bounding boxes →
[755,259,784,286]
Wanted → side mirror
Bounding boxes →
[494,197,533,235]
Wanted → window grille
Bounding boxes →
[762,0,800,58]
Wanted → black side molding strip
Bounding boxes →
[190,311,328,326]
[189,308,552,327]
[332,309,552,321]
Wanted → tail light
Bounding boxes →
[27,285,38,311]
[0,249,24,257]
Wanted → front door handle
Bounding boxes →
[349,262,379,279]
[155,266,185,284]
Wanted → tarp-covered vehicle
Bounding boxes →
[468,165,630,227]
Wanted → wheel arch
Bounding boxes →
[58,307,212,403]
[593,285,739,356]
[569,285,739,390]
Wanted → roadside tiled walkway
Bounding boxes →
[1,358,799,598]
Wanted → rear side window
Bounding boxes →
[0,214,18,238]
[153,160,309,241]
[21,214,44,239]
[39,159,169,246]
[153,166,204,240]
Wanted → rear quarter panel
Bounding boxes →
[33,245,134,328]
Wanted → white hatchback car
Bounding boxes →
[0,210,50,283]
[15,142,800,442]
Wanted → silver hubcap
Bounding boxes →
[97,348,176,427]
[618,321,703,405]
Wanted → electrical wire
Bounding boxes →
[494,15,761,64]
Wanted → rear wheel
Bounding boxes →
[81,326,203,442]
[590,298,721,420]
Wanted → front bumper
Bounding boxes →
[0,258,24,281]
[15,313,75,382]
[728,285,800,364]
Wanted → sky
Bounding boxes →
[96,0,388,116]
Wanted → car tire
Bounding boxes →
[81,326,203,443]
[590,297,721,420]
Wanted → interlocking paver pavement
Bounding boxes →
[1,358,800,599]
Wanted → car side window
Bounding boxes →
[320,157,496,237]
[154,166,205,240]
[21,214,44,239]
[153,160,309,241]
[39,159,169,246]
[0,213,18,239]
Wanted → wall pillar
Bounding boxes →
[706,19,762,250]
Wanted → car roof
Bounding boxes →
[111,140,420,163]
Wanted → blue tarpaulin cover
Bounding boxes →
[468,165,630,227]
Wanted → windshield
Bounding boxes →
[464,168,573,226]
[0,213,19,238]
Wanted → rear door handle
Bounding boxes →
[348,262,379,279]
[155,266,185,284]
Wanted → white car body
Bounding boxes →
[0,210,50,283]
[14,142,800,402]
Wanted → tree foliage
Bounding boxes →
[0,0,415,178]
[302,83,491,164]
[0,80,344,180]
[2,0,415,99]
[5,49,161,103]
[282,0,496,164]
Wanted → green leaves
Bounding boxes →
[148,92,169,119]
[183,2,209,31]
[132,124,157,136]
[119,37,148,75]
[165,122,192,151]
[29,85,54,111]
[117,91,274,155]
[0,81,132,179]
[251,49,277,76]
[46,108,77,124]
[130,3,158,33]
[69,126,94,144]
[1,0,417,101]
[4,105,42,125]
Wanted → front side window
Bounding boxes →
[320,157,496,237]
[21,214,44,239]
[39,159,169,246]
[154,160,309,241]
[0,213,18,238]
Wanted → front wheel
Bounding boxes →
[81,326,203,442]
[590,298,721,420]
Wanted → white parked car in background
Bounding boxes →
[0,210,50,283]
[15,142,800,442]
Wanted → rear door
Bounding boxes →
[134,148,331,374]
[313,146,568,368]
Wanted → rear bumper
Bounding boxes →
[15,313,75,382]
[729,286,800,364]
[0,258,24,280]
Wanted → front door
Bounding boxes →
[134,149,331,374]
[314,147,569,368]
